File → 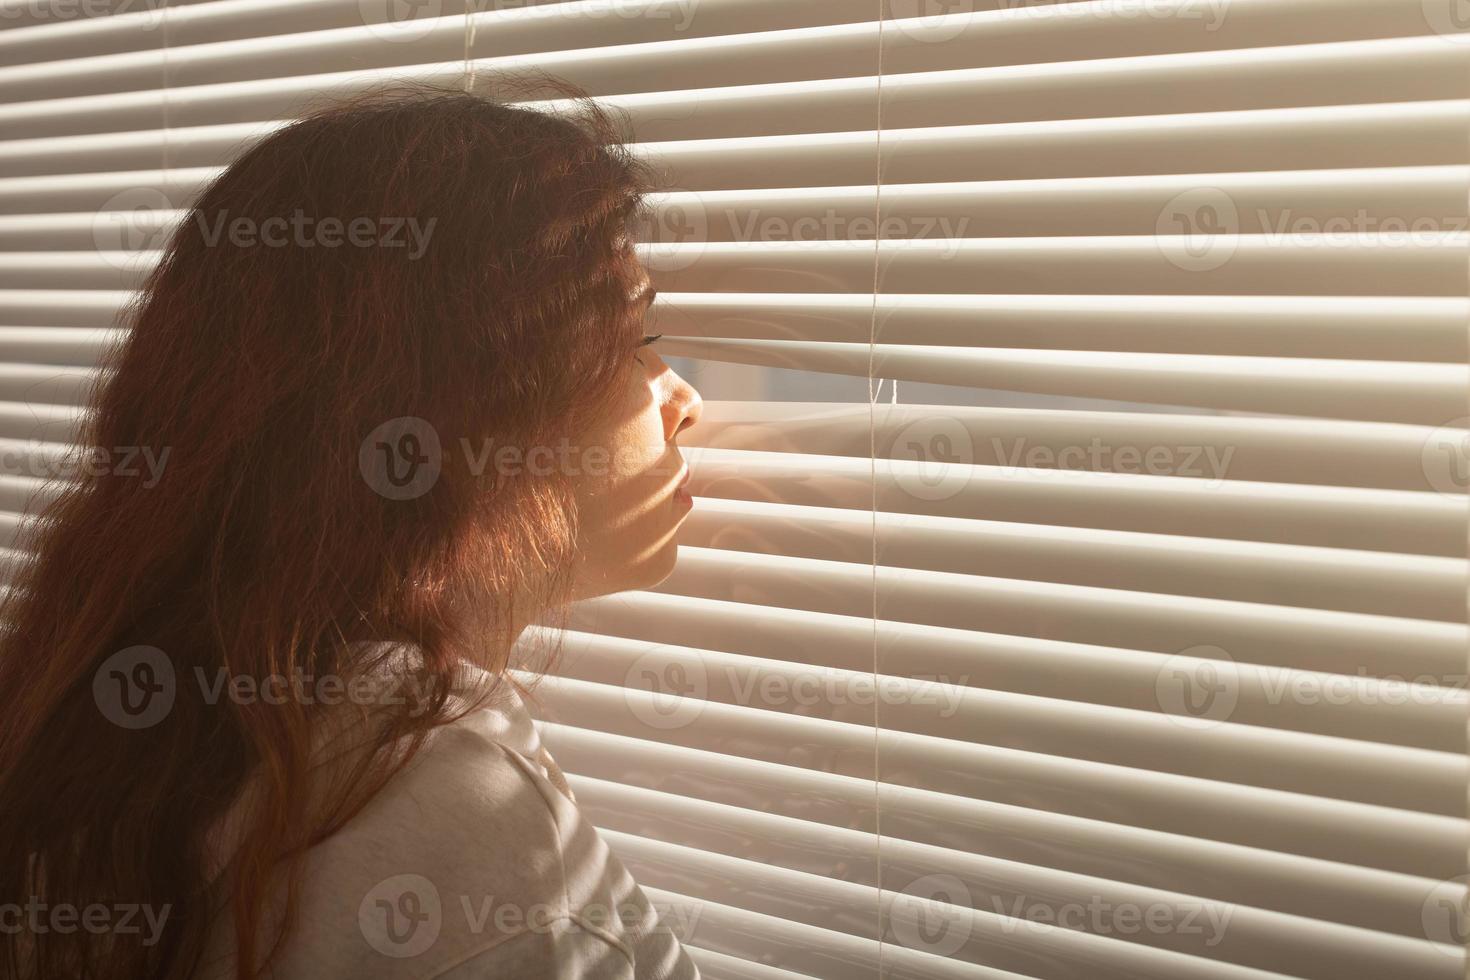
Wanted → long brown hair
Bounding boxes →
[0,78,655,979]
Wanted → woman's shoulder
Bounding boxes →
[196,664,697,978]
[304,705,605,973]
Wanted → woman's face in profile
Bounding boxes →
[569,310,702,600]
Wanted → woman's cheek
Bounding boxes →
[606,420,664,482]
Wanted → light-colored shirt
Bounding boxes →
[195,661,700,979]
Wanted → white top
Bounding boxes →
[194,661,701,979]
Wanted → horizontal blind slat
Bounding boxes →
[637,102,1470,190]
[651,290,1470,363]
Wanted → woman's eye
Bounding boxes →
[634,334,662,365]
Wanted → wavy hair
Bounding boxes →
[0,77,656,979]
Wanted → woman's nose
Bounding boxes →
[665,371,702,439]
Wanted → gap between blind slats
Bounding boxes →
[657,338,1465,425]
[682,402,1470,494]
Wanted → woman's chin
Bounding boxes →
[572,539,680,602]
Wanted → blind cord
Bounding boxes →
[463,0,478,92]
[160,2,171,180]
[869,2,885,976]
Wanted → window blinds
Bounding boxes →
[1,1,1467,978]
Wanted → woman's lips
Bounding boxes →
[673,463,693,508]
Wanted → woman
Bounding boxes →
[0,78,703,979]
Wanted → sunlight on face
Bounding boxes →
[569,317,702,600]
